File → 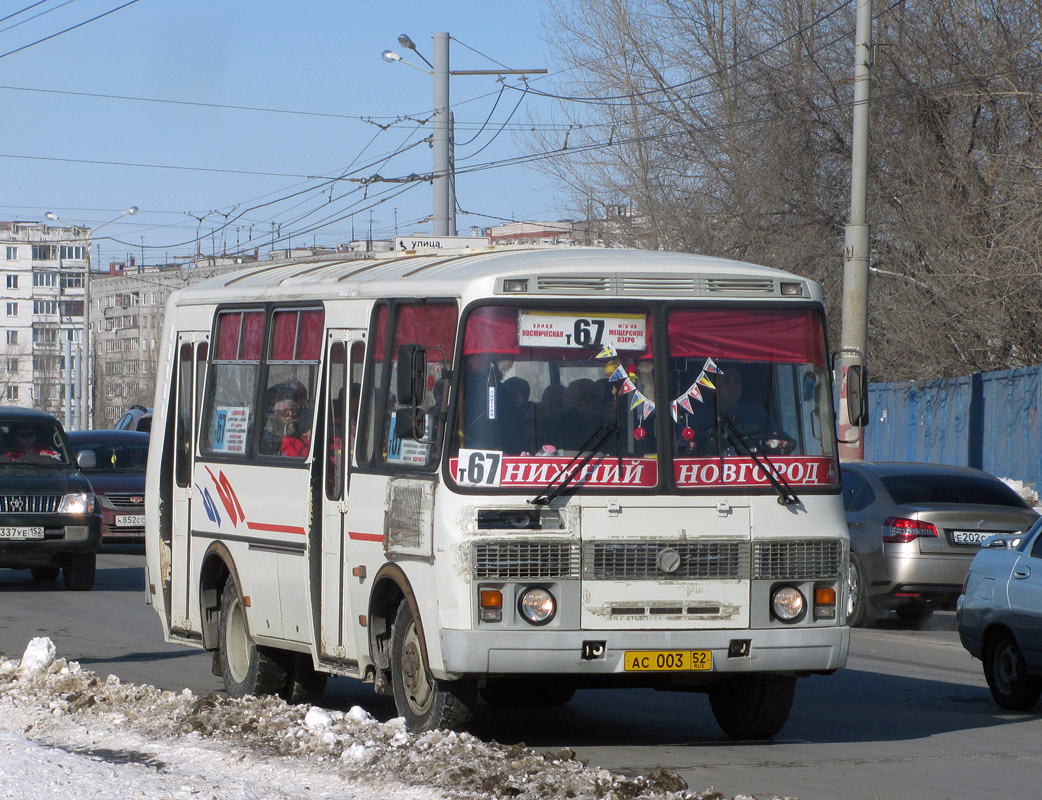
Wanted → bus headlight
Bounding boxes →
[771,586,806,622]
[59,491,95,515]
[518,587,556,625]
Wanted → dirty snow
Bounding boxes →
[0,638,772,800]
[1001,477,1041,509]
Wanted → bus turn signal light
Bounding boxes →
[479,589,503,623]
[814,586,837,620]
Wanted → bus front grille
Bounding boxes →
[753,539,844,580]
[472,540,580,580]
[582,540,748,580]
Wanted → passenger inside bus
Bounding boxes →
[261,385,311,457]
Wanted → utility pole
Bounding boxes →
[839,0,873,461]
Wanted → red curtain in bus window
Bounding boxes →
[216,312,241,360]
[298,309,324,359]
[667,309,825,364]
[241,312,265,360]
[372,305,389,362]
[463,306,521,356]
[271,311,298,360]
[394,304,457,361]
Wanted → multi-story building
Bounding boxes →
[1,221,89,425]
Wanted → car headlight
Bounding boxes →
[59,491,95,514]
[518,587,556,625]
[771,585,806,622]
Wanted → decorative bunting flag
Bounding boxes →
[595,344,618,359]
[696,372,716,390]
[670,400,679,422]
[630,391,645,411]
[678,394,694,414]
[608,365,628,382]
[703,357,721,374]
[642,399,655,420]
[619,377,636,394]
[687,382,703,403]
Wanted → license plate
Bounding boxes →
[624,650,712,672]
[952,530,992,546]
[0,526,44,540]
[116,515,145,527]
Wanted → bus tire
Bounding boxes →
[62,553,96,591]
[218,576,286,698]
[708,673,796,740]
[280,653,329,705]
[391,602,476,731]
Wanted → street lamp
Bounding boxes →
[44,206,139,429]
[382,33,546,238]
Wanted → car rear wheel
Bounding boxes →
[62,553,96,591]
[984,633,1042,711]
[847,552,869,628]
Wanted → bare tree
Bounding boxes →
[533,0,1042,380]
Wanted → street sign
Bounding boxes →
[395,236,491,251]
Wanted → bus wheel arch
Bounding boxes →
[198,542,239,651]
[368,564,423,692]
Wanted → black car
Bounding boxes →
[0,407,103,590]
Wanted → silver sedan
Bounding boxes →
[842,462,1039,627]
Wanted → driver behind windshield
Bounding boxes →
[3,426,62,461]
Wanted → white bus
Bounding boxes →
[145,247,863,738]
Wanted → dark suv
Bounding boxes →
[0,407,103,590]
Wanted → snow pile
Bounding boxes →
[0,639,758,800]
[1001,478,1041,509]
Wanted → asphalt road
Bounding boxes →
[2,550,1040,800]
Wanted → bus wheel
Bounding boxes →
[218,577,286,698]
[391,602,476,731]
[708,674,796,740]
[280,653,328,705]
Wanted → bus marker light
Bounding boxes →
[242,596,251,607]
[814,587,837,619]
[480,589,503,622]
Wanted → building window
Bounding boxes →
[59,245,85,260]
[6,330,17,344]
[60,274,84,290]
[33,271,57,287]
[31,245,58,260]
[6,302,17,316]
[33,299,58,315]
[6,358,17,372]
[5,246,17,260]
[6,275,17,289]
[33,327,58,344]
[4,386,17,401]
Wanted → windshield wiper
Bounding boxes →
[529,423,620,506]
[718,415,800,506]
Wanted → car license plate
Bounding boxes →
[952,530,992,545]
[116,515,145,527]
[0,526,44,540]
[624,650,712,672]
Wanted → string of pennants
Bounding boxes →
[594,347,722,424]
[670,357,721,421]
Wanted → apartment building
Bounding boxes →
[0,221,89,425]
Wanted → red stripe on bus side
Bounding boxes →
[349,531,383,542]
[246,521,307,536]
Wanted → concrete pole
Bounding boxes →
[64,336,73,429]
[81,241,91,429]
[432,32,455,236]
[839,0,872,461]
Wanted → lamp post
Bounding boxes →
[45,206,139,429]
[382,33,546,237]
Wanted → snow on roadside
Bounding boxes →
[1001,477,1042,509]
[0,638,759,800]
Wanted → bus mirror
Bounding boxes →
[846,364,868,427]
[397,345,427,406]
[394,408,426,441]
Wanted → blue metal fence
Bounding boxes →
[863,365,1042,490]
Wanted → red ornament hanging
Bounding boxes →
[680,426,695,441]
[633,426,647,441]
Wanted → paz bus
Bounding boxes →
[144,246,865,738]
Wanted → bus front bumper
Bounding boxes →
[437,625,848,678]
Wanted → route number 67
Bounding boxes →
[456,449,502,487]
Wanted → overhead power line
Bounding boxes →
[0,0,142,60]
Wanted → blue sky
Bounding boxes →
[2,0,570,265]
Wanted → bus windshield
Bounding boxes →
[448,304,837,492]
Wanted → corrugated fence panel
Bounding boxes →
[863,366,1042,491]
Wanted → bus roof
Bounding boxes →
[167,246,822,306]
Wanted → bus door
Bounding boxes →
[318,333,365,662]
[170,333,208,632]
